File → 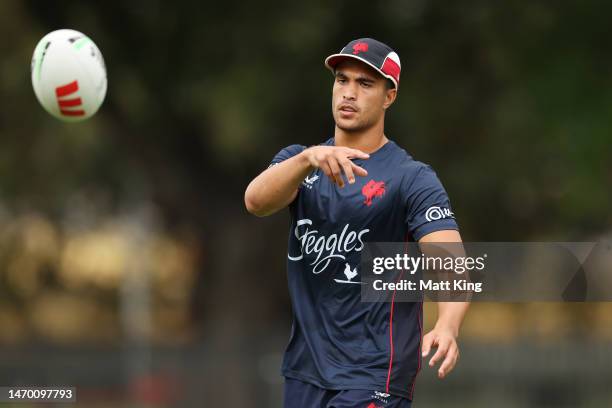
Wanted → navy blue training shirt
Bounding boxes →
[269,137,459,400]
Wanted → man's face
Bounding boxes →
[332,59,396,133]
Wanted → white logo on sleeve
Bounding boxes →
[425,206,454,222]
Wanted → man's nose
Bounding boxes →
[342,82,357,100]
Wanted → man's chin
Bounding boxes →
[335,119,365,133]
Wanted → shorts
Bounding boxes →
[283,377,413,408]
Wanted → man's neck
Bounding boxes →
[334,123,388,154]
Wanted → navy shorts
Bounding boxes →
[283,378,412,408]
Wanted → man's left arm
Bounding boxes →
[418,229,470,379]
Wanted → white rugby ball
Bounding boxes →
[31,29,107,122]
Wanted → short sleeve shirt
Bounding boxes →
[271,138,458,400]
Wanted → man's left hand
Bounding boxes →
[421,326,460,379]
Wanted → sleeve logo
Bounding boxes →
[425,206,454,222]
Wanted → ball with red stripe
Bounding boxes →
[31,29,107,122]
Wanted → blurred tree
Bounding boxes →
[0,0,609,343]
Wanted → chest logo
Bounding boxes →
[362,180,386,206]
[333,263,365,285]
[288,219,369,274]
[302,174,319,189]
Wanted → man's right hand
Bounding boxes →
[302,146,370,188]
[245,145,370,217]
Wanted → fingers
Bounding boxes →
[351,162,368,178]
[321,162,336,185]
[329,151,369,187]
[428,337,451,369]
[340,149,368,182]
[421,333,435,358]
[345,148,370,160]
[308,146,370,187]
[339,159,356,184]
[437,343,459,379]
[421,329,460,379]
[327,157,344,187]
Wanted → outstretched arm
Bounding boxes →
[244,146,369,217]
[244,152,312,217]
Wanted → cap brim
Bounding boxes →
[324,54,398,89]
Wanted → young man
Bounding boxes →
[245,38,469,408]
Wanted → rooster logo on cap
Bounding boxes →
[352,42,369,55]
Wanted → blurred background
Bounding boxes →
[1,0,611,406]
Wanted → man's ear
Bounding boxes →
[383,88,397,110]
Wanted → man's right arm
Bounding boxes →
[244,151,312,217]
[244,146,370,217]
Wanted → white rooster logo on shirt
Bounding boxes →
[333,263,364,285]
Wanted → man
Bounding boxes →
[245,38,469,408]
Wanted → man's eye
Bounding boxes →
[337,78,346,83]
[361,82,372,88]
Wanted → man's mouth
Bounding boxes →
[339,104,358,113]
